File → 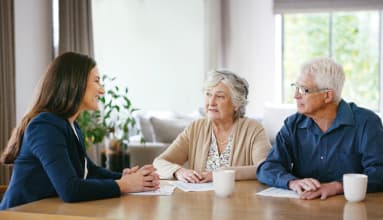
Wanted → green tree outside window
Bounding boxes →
[283,11,379,111]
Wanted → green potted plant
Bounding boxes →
[77,75,139,171]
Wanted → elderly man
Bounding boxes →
[256,57,383,200]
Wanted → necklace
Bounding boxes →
[213,122,235,146]
[216,139,229,145]
[216,133,231,146]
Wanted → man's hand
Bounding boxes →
[289,179,343,200]
[299,182,343,200]
[289,178,321,194]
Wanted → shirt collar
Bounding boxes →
[298,99,355,130]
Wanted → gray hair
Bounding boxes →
[204,70,249,118]
[300,57,345,103]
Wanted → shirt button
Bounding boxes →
[320,156,324,160]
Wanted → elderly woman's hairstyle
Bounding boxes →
[204,70,249,118]
[1,52,96,164]
[301,57,345,103]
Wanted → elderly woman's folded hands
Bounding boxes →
[174,168,213,183]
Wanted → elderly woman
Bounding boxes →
[153,70,271,183]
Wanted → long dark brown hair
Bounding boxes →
[0,52,96,164]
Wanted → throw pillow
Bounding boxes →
[150,117,192,143]
[135,114,155,142]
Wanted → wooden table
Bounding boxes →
[0,181,382,220]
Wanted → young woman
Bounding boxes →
[0,52,159,210]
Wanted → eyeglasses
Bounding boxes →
[291,83,329,96]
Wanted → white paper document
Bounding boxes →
[128,184,176,196]
[169,181,214,192]
[256,187,299,199]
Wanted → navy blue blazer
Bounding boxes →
[0,112,122,210]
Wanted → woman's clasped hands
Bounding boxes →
[174,168,212,183]
[116,165,160,193]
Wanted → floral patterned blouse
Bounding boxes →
[205,130,234,171]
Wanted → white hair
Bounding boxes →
[301,57,345,103]
[204,70,249,118]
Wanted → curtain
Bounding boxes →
[0,0,16,185]
[274,0,383,14]
[204,0,223,77]
[58,0,94,57]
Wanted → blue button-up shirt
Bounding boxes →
[256,100,383,192]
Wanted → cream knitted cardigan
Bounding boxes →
[153,117,271,180]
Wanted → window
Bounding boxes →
[281,11,380,111]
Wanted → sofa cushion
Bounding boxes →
[150,117,192,143]
[135,114,155,142]
[262,103,297,144]
[134,110,178,142]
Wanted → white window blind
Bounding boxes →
[274,0,383,14]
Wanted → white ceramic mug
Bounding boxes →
[212,169,236,197]
[343,173,368,202]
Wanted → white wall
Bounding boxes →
[14,0,53,122]
[92,0,277,116]
[92,0,205,115]
[13,0,277,119]
[221,0,277,117]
